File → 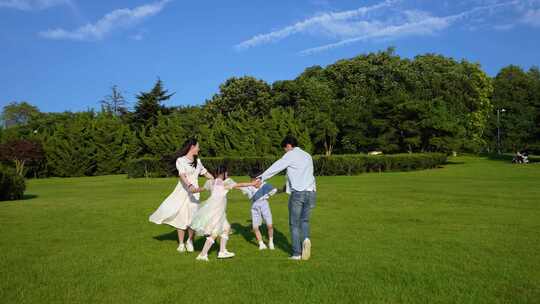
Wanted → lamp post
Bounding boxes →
[497,108,506,155]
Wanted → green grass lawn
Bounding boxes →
[1,157,539,303]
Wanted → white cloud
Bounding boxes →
[522,9,540,26]
[236,0,531,55]
[39,0,171,41]
[493,23,515,30]
[300,11,455,55]
[235,0,400,50]
[0,0,70,10]
[300,1,520,55]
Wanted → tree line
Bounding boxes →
[1,48,539,177]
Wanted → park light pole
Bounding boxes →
[497,108,506,155]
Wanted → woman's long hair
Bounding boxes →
[176,138,198,168]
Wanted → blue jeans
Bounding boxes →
[288,191,316,256]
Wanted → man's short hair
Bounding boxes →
[281,135,298,148]
[249,168,262,179]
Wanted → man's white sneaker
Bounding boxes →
[288,256,301,260]
[217,251,235,259]
[258,242,268,250]
[302,239,311,260]
[186,240,194,252]
[268,241,275,250]
[177,243,186,253]
[196,254,209,261]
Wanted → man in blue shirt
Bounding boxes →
[258,135,317,261]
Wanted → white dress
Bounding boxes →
[190,178,236,237]
[149,156,208,230]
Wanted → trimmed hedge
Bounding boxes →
[0,165,26,201]
[314,153,448,176]
[127,153,447,178]
[126,157,169,178]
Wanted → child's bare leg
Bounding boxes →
[254,226,267,250]
[217,229,235,258]
[267,224,275,249]
[253,226,263,242]
[267,224,274,241]
[219,232,229,253]
[200,235,216,256]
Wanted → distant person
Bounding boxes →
[257,135,317,261]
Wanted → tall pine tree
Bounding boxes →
[133,79,174,129]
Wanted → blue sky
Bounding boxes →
[1,0,539,113]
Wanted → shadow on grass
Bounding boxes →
[231,222,291,254]
[153,230,177,242]
[445,161,465,165]
[151,230,227,255]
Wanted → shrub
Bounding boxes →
[126,157,168,178]
[126,153,447,178]
[0,165,25,201]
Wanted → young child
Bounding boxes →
[238,169,278,250]
[191,165,257,261]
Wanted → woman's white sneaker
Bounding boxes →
[268,241,275,250]
[302,239,311,260]
[186,240,194,252]
[288,256,301,260]
[217,251,235,259]
[177,243,186,253]
[258,242,268,250]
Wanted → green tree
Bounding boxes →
[206,76,273,118]
[133,79,174,128]
[43,112,97,177]
[94,113,138,175]
[489,66,535,152]
[261,108,313,155]
[1,101,40,128]
[140,112,190,157]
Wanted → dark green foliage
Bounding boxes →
[485,65,540,153]
[3,49,538,178]
[126,153,447,178]
[132,79,174,129]
[42,113,97,177]
[126,157,168,178]
[205,76,273,117]
[0,165,25,201]
[94,114,139,175]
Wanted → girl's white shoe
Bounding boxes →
[258,242,268,250]
[217,251,235,259]
[177,243,186,253]
[268,241,275,250]
[196,254,209,261]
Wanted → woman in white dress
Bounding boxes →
[149,138,214,253]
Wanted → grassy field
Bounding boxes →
[1,157,539,303]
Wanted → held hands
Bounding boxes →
[188,184,204,193]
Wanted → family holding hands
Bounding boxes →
[149,136,317,262]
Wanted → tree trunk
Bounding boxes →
[14,159,26,176]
